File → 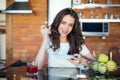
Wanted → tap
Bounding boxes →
[109,46,120,54]
[109,46,120,68]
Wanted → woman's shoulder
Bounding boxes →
[81,44,87,48]
[80,44,90,55]
[47,38,52,44]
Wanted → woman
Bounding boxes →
[35,8,96,79]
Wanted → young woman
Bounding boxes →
[35,8,96,69]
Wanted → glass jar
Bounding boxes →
[106,0,112,4]
[26,61,38,79]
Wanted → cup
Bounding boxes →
[80,67,89,74]
[103,13,110,19]
[26,61,38,79]
[78,12,83,19]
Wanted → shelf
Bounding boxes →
[72,4,120,9]
[0,26,6,29]
[79,19,120,22]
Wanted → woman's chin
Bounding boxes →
[60,34,67,36]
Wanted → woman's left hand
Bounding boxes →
[68,54,89,66]
[68,54,81,66]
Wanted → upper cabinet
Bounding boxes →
[0,0,6,10]
[0,0,6,30]
[72,0,120,22]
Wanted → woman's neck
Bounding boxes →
[60,36,67,43]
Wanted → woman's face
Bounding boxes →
[58,14,75,37]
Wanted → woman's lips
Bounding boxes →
[61,30,67,34]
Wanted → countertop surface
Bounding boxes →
[37,67,120,80]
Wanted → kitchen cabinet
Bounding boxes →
[0,34,6,60]
[79,18,120,22]
[0,14,6,29]
[72,4,120,9]
[0,0,6,29]
[0,0,6,10]
[72,2,120,22]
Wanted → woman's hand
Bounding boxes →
[40,25,51,40]
[68,54,89,66]
[79,56,89,66]
[68,54,81,66]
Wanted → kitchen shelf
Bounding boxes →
[72,4,120,9]
[0,22,6,29]
[79,19,120,22]
[0,26,6,29]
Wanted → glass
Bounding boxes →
[88,0,93,3]
[106,0,112,4]
[89,9,99,19]
[76,65,89,79]
[78,12,84,19]
[26,61,38,79]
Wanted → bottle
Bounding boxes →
[13,74,16,80]
[72,0,81,5]
[88,0,93,3]
[107,0,112,4]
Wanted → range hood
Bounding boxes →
[2,0,32,14]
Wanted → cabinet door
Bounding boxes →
[0,34,6,59]
[0,0,6,10]
[48,0,71,25]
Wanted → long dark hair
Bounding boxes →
[49,8,84,54]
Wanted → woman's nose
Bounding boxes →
[64,24,69,30]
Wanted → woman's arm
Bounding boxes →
[35,40,48,69]
[81,52,97,66]
[35,25,50,69]
[84,52,97,61]
[80,44,97,63]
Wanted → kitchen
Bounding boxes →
[0,0,120,80]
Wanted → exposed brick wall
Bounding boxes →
[6,0,48,79]
[85,22,120,55]
[6,0,48,62]
[6,0,14,7]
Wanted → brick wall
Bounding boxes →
[6,0,47,79]
[6,0,47,63]
[85,22,120,54]
[6,0,120,79]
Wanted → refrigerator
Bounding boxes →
[48,0,71,25]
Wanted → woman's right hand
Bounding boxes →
[40,25,51,40]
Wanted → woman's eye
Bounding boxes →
[61,21,66,24]
[69,24,73,27]
[61,21,74,27]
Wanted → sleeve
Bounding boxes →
[80,44,90,56]
[46,39,52,50]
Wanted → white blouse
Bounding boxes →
[46,40,90,67]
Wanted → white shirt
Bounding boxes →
[46,40,90,67]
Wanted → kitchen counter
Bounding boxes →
[36,67,120,80]
[5,66,120,80]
